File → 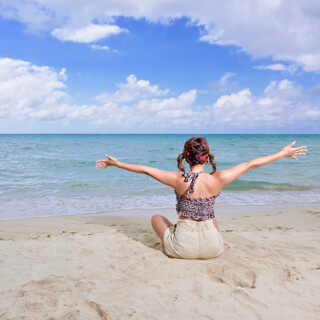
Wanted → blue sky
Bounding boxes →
[0,1,320,133]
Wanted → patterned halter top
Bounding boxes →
[175,171,220,221]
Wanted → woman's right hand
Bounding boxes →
[280,141,307,160]
[95,155,119,170]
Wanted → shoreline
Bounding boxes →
[1,202,320,222]
[0,205,319,319]
[1,204,319,235]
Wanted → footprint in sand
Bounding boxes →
[85,300,109,319]
[205,262,257,289]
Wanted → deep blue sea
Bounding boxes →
[0,134,319,220]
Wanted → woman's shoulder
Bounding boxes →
[206,171,219,178]
[172,171,185,181]
[204,171,221,184]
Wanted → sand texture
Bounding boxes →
[0,206,319,320]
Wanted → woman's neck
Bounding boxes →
[189,164,205,172]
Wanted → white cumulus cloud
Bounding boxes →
[91,44,110,51]
[0,58,70,121]
[137,90,196,112]
[1,58,319,130]
[213,79,320,126]
[136,90,209,126]
[58,68,67,81]
[94,74,169,103]
[0,58,200,127]
[254,63,298,74]
[51,24,126,43]
[213,89,253,124]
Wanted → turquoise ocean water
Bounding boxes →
[0,134,319,220]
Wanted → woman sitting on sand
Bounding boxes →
[96,137,307,259]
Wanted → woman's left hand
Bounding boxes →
[280,141,308,160]
[95,155,119,170]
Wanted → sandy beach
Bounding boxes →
[0,206,319,320]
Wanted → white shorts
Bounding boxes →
[163,219,224,259]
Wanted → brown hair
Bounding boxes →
[177,137,217,174]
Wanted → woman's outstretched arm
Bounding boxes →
[96,155,181,188]
[216,141,307,188]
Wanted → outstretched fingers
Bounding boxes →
[298,147,307,151]
[291,145,308,160]
[293,146,307,153]
[95,159,108,170]
[95,154,116,170]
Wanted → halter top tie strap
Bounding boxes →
[183,171,204,196]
